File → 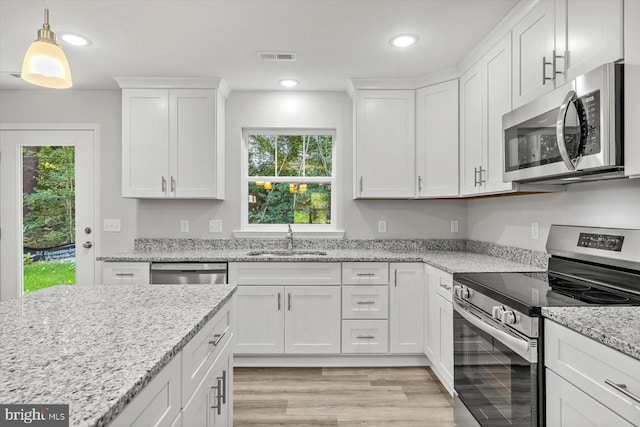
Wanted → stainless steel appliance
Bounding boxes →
[502,63,623,184]
[150,263,227,285]
[452,225,640,427]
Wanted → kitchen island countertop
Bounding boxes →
[542,306,640,361]
[0,284,236,426]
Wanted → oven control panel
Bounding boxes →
[577,232,624,252]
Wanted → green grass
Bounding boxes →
[23,260,75,294]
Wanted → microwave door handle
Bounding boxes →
[453,300,535,363]
[556,90,578,171]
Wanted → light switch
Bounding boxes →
[378,220,387,233]
[180,220,189,233]
[103,219,121,232]
[531,222,539,240]
[450,220,459,233]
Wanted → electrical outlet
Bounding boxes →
[378,220,387,233]
[180,220,189,233]
[209,220,222,233]
[531,222,539,240]
[103,219,121,232]
[450,220,459,233]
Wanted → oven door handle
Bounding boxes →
[454,300,536,363]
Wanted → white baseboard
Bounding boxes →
[234,354,429,367]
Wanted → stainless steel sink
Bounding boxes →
[246,250,328,257]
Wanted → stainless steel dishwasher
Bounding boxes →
[150,263,227,285]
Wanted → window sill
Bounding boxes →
[233,229,345,239]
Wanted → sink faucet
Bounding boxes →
[285,224,294,251]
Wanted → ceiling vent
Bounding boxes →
[257,52,296,62]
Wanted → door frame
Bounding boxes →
[0,123,101,299]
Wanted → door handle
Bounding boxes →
[394,269,398,287]
[277,292,281,311]
[288,293,291,311]
[556,90,578,171]
[217,370,227,404]
[161,176,167,192]
[82,241,92,249]
[359,176,363,193]
[418,175,423,192]
[210,378,222,415]
[552,49,565,79]
[170,176,176,193]
[542,56,553,85]
[473,167,479,187]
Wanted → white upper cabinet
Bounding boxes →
[482,33,514,194]
[555,0,623,86]
[513,0,623,108]
[459,62,484,196]
[118,78,226,199]
[354,90,415,198]
[512,0,556,108]
[415,80,459,198]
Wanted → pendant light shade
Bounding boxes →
[21,9,72,89]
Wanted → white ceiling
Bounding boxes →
[0,0,518,91]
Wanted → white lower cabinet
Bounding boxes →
[102,262,150,285]
[342,320,388,354]
[389,263,424,354]
[424,265,454,394]
[235,285,341,355]
[545,320,640,426]
[182,337,233,427]
[341,285,388,319]
[546,369,635,427]
[112,295,235,427]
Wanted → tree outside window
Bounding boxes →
[244,131,335,227]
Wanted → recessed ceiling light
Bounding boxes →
[279,79,298,88]
[59,33,91,47]
[390,34,418,48]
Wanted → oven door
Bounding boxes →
[453,299,540,427]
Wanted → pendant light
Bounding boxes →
[21,8,73,89]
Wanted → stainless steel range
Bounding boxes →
[452,225,640,427]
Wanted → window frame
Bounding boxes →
[241,128,337,232]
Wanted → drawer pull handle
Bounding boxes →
[288,293,292,311]
[356,335,375,339]
[209,330,226,347]
[356,273,375,277]
[605,379,640,403]
[440,283,452,291]
[277,292,281,311]
[114,273,135,276]
[356,301,375,305]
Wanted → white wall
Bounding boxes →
[0,89,137,256]
[467,179,640,251]
[136,90,468,239]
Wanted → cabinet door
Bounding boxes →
[482,34,514,194]
[355,90,415,198]
[625,0,640,178]
[389,263,424,354]
[235,286,284,354]
[415,80,459,198]
[122,89,169,198]
[512,0,555,108]
[170,89,219,199]
[284,286,341,354]
[424,266,439,362]
[555,0,623,85]
[436,293,454,391]
[546,369,635,427]
[459,63,484,196]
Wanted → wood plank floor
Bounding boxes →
[233,367,454,426]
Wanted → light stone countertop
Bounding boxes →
[98,249,546,274]
[542,307,640,361]
[0,284,236,426]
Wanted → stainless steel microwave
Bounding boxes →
[502,63,623,184]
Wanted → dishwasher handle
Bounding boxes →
[151,263,227,272]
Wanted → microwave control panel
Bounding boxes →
[577,90,601,155]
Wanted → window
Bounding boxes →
[242,129,336,231]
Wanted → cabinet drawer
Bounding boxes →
[102,262,150,285]
[342,262,389,285]
[545,320,640,425]
[342,320,389,354]
[342,286,388,319]
[181,298,232,406]
[436,273,453,302]
[228,262,341,285]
